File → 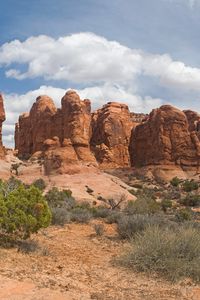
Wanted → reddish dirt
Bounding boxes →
[0,222,199,299]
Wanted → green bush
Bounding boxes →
[32,178,46,191]
[182,180,198,192]
[170,177,181,187]
[175,208,192,222]
[161,199,173,212]
[45,187,75,209]
[0,185,51,240]
[180,194,200,207]
[120,225,200,282]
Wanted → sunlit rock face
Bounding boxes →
[130,105,200,168]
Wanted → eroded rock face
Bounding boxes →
[91,102,134,168]
[15,91,97,172]
[0,94,6,158]
[184,110,200,132]
[130,105,200,169]
[61,90,96,163]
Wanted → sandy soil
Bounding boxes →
[0,222,199,300]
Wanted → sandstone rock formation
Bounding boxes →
[91,102,134,168]
[16,91,145,171]
[13,91,200,179]
[0,94,6,158]
[15,91,97,173]
[130,105,200,169]
[61,90,96,163]
[184,110,200,132]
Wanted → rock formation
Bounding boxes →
[15,90,200,178]
[91,102,134,168]
[0,94,6,158]
[15,91,145,171]
[61,90,96,163]
[184,110,200,132]
[130,105,200,169]
[15,91,97,173]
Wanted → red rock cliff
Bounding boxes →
[130,105,200,168]
[91,102,134,168]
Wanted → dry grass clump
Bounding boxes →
[120,225,200,282]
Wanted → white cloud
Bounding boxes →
[2,32,200,148]
[1,33,141,83]
[2,84,163,148]
[1,32,200,92]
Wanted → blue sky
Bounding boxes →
[1,0,200,146]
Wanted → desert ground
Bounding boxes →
[0,222,199,300]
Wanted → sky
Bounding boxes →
[1,0,200,147]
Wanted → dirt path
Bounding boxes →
[0,222,199,300]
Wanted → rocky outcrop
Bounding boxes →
[184,110,200,132]
[16,91,143,170]
[14,91,200,177]
[91,102,134,168]
[0,94,6,158]
[15,91,97,173]
[130,105,200,169]
[61,90,96,163]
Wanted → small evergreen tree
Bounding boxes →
[0,185,51,240]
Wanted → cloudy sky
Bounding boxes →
[1,0,200,147]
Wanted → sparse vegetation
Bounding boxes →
[175,208,192,222]
[17,239,40,254]
[93,223,104,236]
[91,206,110,218]
[182,179,198,192]
[71,207,92,223]
[180,194,200,207]
[32,178,46,191]
[120,225,200,282]
[170,176,181,187]
[45,187,75,225]
[125,198,160,215]
[161,199,173,212]
[117,214,168,239]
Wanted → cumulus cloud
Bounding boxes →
[2,32,200,147]
[1,33,200,92]
[2,84,163,148]
[1,33,141,83]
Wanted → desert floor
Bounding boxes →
[0,222,199,300]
